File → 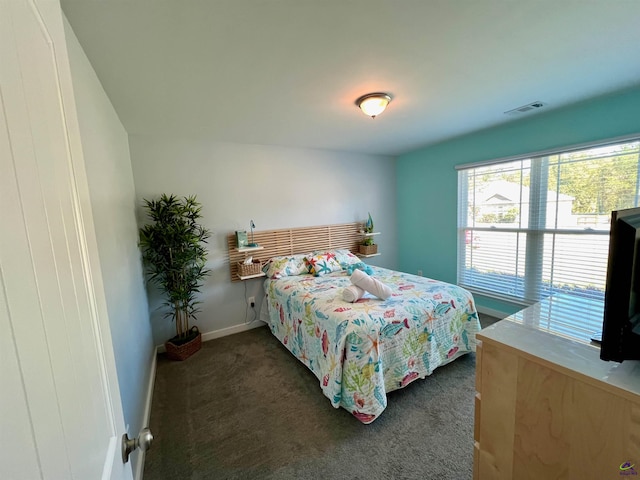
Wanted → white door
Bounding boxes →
[0,1,133,479]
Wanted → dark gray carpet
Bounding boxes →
[144,315,500,480]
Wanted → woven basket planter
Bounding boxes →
[238,259,262,277]
[359,244,378,255]
[165,327,202,361]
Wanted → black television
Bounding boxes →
[600,206,640,362]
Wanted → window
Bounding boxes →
[457,138,640,318]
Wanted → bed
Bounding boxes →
[262,252,481,424]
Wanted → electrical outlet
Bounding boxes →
[248,296,255,307]
[417,270,423,276]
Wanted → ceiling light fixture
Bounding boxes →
[356,93,392,118]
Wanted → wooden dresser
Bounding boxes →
[474,298,640,479]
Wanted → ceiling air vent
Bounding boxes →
[504,101,546,115]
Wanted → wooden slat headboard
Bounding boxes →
[227,222,363,282]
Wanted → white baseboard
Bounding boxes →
[156,320,266,353]
[201,320,266,342]
[134,346,157,480]
[476,305,510,320]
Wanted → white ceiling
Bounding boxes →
[61,0,640,156]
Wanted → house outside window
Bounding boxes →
[457,138,640,320]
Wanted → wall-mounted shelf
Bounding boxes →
[235,246,264,253]
[237,272,266,281]
[361,232,381,237]
[356,252,381,258]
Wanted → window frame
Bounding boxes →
[456,134,640,306]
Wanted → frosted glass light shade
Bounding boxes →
[357,93,391,118]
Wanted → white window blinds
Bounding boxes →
[457,139,640,314]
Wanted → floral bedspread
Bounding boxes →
[264,266,481,424]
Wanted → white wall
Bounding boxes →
[129,136,397,345]
[64,18,154,475]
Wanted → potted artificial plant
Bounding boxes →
[359,236,378,255]
[139,194,211,360]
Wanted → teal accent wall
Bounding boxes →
[397,86,640,317]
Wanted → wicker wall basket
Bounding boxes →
[165,327,202,361]
[238,259,262,277]
[359,244,378,255]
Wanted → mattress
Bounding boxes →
[263,266,481,423]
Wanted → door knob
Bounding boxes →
[122,427,153,463]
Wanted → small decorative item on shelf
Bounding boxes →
[359,236,378,255]
[238,257,262,277]
[236,230,248,248]
[365,212,374,233]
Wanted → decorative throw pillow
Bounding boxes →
[312,249,360,267]
[305,253,343,277]
[262,254,310,279]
